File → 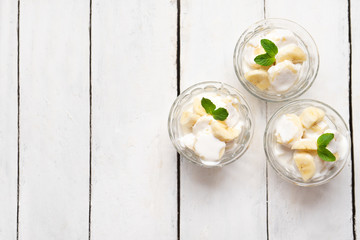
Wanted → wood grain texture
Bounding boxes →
[0,0,18,239]
[0,0,355,238]
[18,1,90,239]
[350,0,359,237]
[179,0,267,239]
[266,0,353,239]
[91,0,177,239]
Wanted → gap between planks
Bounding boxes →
[264,0,269,239]
[348,0,357,239]
[16,0,20,239]
[176,0,181,239]
[88,0,93,239]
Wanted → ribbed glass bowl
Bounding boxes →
[234,18,319,102]
[264,99,351,186]
[168,82,254,167]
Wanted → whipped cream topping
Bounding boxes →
[178,93,243,163]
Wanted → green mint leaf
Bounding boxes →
[317,147,336,162]
[201,97,216,114]
[260,39,278,57]
[212,108,229,121]
[200,98,229,121]
[317,133,336,162]
[254,54,275,66]
[317,133,334,147]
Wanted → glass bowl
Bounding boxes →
[264,99,351,186]
[168,82,254,167]
[234,18,319,102]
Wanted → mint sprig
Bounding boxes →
[254,39,278,66]
[201,97,229,121]
[317,133,336,162]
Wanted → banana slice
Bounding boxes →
[180,111,200,129]
[254,46,265,56]
[300,107,325,129]
[211,120,240,142]
[244,70,270,90]
[291,139,317,150]
[276,44,307,64]
[310,120,328,133]
[293,151,316,181]
[303,121,329,139]
[193,98,207,116]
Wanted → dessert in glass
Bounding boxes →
[168,82,254,167]
[264,100,350,186]
[234,19,319,102]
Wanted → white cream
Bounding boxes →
[179,93,244,162]
[225,99,241,128]
[265,29,298,48]
[193,116,213,135]
[243,29,306,92]
[273,144,294,169]
[275,114,303,146]
[194,132,226,161]
[179,133,196,150]
[268,60,300,92]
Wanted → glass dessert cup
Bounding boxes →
[264,99,351,186]
[168,82,254,167]
[234,18,319,102]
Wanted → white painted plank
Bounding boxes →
[0,0,18,239]
[180,0,267,239]
[91,0,177,239]
[350,0,360,237]
[18,1,89,239]
[266,1,353,239]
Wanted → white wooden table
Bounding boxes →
[0,0,359,239]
